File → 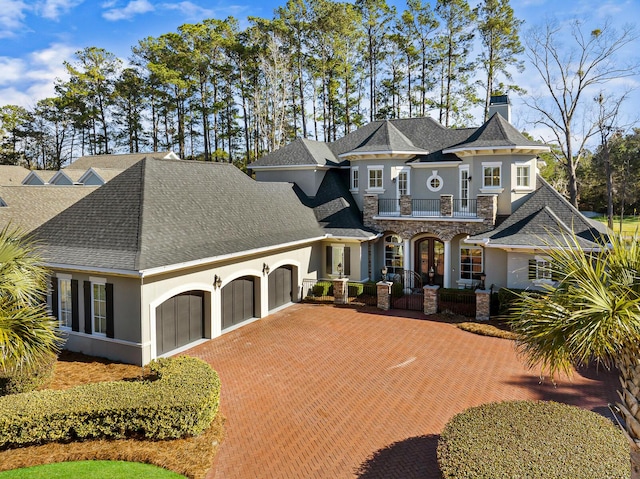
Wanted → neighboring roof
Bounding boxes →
[81,168,126,183]
[23,170,57,185]
[66,151,177,170]
[50,169,85,185]
[443,114,548,154]
[294,169,377,239]
[0,165,30,185]
[0,186,98,232]
[339,121,429,158]
[248,138,339,168]
[33,158,325,272]
[468,177,607,249]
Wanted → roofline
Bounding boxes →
[464,238,602,252]
[248,164,330,171]
[442,145,550,155]
[338,150,426,159]
[325,232,382,241]
[44,262,142,278]
[409,161,461,168]
[139,235,328,277]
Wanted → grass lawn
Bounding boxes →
[593,215,640,235]
[0,461,186,478]
[0,351,224,479]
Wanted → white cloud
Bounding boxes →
[0,0,28,38]
[37,0,84,20]
[0,57,27,86]
[102,0,154,21]
[159,1,213,20]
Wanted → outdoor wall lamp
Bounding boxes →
[213,275,222,289]
[428,266,435,286]
[479,272,487,290]
[381,266,388,281]
[337,263,343,279]
[263,263,270,275]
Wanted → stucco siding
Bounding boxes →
[254,169,325,197]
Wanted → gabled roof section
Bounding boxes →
[22,170,57,185]
[76,167,125,186]
[294,169,378,239]
[338,120,429,158]
[66,151,177,170]
[468,177,607,249]
[0,185,98,232]
[443,113,549,156]
[0,165,30,185]
[50,169,84,185]
[248,138,340,169]
[33,158,325,272]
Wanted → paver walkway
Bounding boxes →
[185,303,619,479]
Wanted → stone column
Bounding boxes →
[443,240,451,288]
[363,194,378,227]
[377,281,392,310]
[424,285,440,315]
[477,194,497,225]
[333,278,349,305]
[400,194,412,216]
[440,194,453,217]
[475,289,491,321]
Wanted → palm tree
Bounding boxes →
[0,226,61,372]
[509,231,640,452]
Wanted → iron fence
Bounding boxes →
[301,279,378,306]
[437,288,476,317]
[411,199,441,217]
[377,198,400,216]
[453,199,477,217]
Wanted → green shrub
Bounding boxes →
[391,282,404,298]
[438,400,629,479]
[347,283,364,297]
[438,288,476,302]
[0,354,56,396]
[0,356,220,449]
[311,281,332,297]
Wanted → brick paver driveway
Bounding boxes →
[185,304,619,479]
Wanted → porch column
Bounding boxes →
[403,238,411,271]
[443,240,452,288]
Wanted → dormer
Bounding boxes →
[77,168,107,186]
[22,170,56,185]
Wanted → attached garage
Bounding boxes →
[156,290,204,356]
[222,277,256,330]
[268,266,293,311]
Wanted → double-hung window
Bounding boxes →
[59,278,73,329]
[326,245,351,276]
[92,280,107,335]
[367,166,383,191]
[460,246,483,281]
[397,169,409,196]
[350,167,359,191]
[482,162,501,188]
[516,165,531,188]
[529,257,555,282]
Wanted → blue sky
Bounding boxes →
[0,0,639,143]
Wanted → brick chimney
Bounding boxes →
[488,95,511,123]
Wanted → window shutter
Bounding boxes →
[326,246,332,275]
[83,281,92,334]
[551,263,561,282]
[344,247,351,275]
[528,260,536,280]
[71,280,79,332]
[106,283,114,338]
[50,277,59,319]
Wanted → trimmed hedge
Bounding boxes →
[0,356,220,449]
[0,354,56,396]
[438,400,629,479]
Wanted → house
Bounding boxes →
[0,97,606,365]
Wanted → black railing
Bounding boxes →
[412,199,440,216]
[453,199,477,217]
[301,278,378,306]
[377,198,400,216]
[438,288,476,317]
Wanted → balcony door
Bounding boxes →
[459,166,470,212]
[395,168,409,213]
[415,237,444,286]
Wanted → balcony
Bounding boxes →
[376,197,478,218]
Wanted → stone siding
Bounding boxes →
[376,282,391,310]
[475,289,491,321]
[424,285,439,315]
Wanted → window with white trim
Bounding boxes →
[397,169,409,195]
[483,163,501,188]
[460,246,483,281]
[427,170,443,192]
[385,234,404,275]
[516,165,530,188]
[368,166,383,190]
[92,282,107,335]
[529,257,554,281]
[58,278,72,329]
[350,167,359,190]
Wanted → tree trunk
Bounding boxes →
[615,350,640,476]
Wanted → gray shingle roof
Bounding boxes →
[33,159,325,272]
[294,170,377,239]
[340,121,429,156]
[444,113,545,151]
[0,165,30,185]
[248,138,339,168]
[468,177,607,249]
[0,186,98,232]
[66,151,176,170]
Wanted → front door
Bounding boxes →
[415,238,444,286]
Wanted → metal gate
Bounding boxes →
[391,271,424,311]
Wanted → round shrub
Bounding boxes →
[437,400,629,479]
[0,353,56,396]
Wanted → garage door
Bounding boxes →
[222,277,255,330]
[156,291,204,356]
[269,266,292,311]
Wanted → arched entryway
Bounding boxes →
[155,290,204,356]
[415,237,444,286]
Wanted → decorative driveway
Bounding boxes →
[185,303,619,479]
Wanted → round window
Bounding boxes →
[427,171,443,192]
